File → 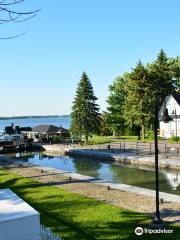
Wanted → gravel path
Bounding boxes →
[0,161,180,223]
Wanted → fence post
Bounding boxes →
[164,143,167,156]
[150,143,152,155]
[177,147,180,154]
[136,142,138,155]
[124,142,125,152]
[120,142,121,151]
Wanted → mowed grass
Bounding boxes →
[0,169,179,240]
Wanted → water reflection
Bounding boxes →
[73,158,101,178]
[7,152,180,195]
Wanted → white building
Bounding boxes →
[159,93,180,138]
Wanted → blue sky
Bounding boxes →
[1,0,180,116]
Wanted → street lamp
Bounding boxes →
[152,103,172,227]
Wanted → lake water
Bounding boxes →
[0,116,71,131]
[9,152,180,195]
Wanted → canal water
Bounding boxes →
[9,152,180,195]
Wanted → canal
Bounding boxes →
[7,152,180,195]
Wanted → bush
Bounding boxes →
[50,135,64,144]
[146,129,154,139]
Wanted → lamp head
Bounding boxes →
[161,108,173,123]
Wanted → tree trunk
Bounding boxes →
[85,135,88,145]
[142,124,145,140]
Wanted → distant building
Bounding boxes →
[31,125,69,142]
[0,123,27,151]
[4,123,22,141]
[32,125,68,136]
[159,93,180,138]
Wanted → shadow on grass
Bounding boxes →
[0,169,180,240]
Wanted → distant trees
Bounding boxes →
[70,72,100,143]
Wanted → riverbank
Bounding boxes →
[0,157,180,223]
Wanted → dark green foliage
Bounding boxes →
[169,56,180,90]
[98,112,112,136]
[106,49,179,138]
[106,75,127,136]
[70,72,100,143]
[149,49,177,102]
[124,61,153,139]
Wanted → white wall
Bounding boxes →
[0,189,40,240]
[160,96,180,138]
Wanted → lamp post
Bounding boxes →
[172,109,177,139]
[152,101,172,227]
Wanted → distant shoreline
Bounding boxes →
[0,115,70,120]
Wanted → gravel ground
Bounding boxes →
[0,160,180,223]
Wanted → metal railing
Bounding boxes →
[60,142,180,156]
[40,225,62,240]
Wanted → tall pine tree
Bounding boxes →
[149,49,176,102]
[124,61,153,139]
[70,72,100,143]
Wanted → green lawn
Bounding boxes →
[89,135,180,144]
[0,169,179,240]
[88,135,156,145]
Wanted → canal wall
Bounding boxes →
[66,149,180,170]
[42,144,180,170]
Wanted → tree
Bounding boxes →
[98,112,112,136]
[169,56,180,90]
[0,0,40,39]
[70,72,100,144]
[149,49,177,103]
[124,61,153,140]
[106,74,127,136]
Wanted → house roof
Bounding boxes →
[159,92,180,115]
[20,127,32,132]
[173,92,180,105]
[32,125,67,134]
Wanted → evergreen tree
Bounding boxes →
[70,72,100,143]
[124,61,153,139]
[169,56,180,90]
[106,75,127,136]
[149,49,177,102]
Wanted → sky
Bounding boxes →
[1,0,180,116]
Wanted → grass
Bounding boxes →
[89,135,180,144]
[88,135,117,145]
[88,135,156,144]
[0,169,180,239]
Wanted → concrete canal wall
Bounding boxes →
[42,145,180,170]
[66,149,180,170]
